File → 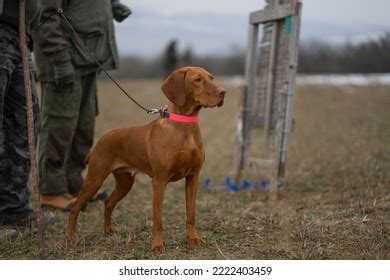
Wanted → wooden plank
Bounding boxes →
[277,2,302,177]
[234,85,246,183]
[244,23,259,150]
[263,21,278,156]
[250,2,298,24]
[235,21,259,182]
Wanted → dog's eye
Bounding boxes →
[194,77,202,83]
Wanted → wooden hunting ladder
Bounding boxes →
[235,0,302,187]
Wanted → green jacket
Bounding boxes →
[32,0,120,81]
[0,0,41,36]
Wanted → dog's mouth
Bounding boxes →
[204,98,224,108]
[199,95,225,108]
[217,98,224,107]
[207,97,224,108]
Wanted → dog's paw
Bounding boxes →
[187,232,204,246]
[187,237,204,246]
[65,231,78,242]
[104,225,117,235]
[151,242,166,253]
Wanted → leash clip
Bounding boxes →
[147,105,170,118]
[159,105,170,118]
[147,108,160,115]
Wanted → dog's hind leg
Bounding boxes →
[104,171,135,235]
[66,164,111,241]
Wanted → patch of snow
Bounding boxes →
[221,74,390,88]
[298,73,390,86]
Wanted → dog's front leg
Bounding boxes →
[185,173,203,246]
[151,178,167,253]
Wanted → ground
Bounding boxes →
[1,79,389,259]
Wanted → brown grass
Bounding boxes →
[1,80,389,260]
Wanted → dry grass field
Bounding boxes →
[1,79,389,259]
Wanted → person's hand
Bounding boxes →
[112,2,132,22]
[53,61,75,85]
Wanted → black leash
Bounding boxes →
[41,8,160,115]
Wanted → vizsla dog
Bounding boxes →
[66,67,226,252]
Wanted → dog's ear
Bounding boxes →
[161,69,187,106]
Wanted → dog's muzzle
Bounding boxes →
[217,88,226,107]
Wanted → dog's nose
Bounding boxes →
[218,88,227,97]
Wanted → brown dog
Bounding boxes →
[66,67,226,252]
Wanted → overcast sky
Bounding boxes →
[123,0,390,26]
[116,1,390,55]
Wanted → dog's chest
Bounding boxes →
[170,141,204,181]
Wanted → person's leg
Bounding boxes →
[0,56,22,225]
[0,71,11,224]
[65,72,97,195]
[1,56,40,224]
[0,23,35,225]
[38,77,82,209]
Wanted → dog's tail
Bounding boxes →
[84,152,91,165]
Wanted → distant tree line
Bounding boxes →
[299,33,390,74]
[110,33,390,79]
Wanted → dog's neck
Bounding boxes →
[168,103,201,117]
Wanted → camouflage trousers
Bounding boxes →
[0,23,40,225]
[38,72,97,195]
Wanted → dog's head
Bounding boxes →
[161,67,226,109]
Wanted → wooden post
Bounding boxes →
[235,19,259,182]
[262,21,278,156]
[234,85,246,182]
[277,1,302,177]
[243,23,259,150]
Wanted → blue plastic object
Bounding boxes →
[261,180,270,190]
[203,177,284,192]
[203,177,211,188]
[225,177,240,192]
[241,180,251,190]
